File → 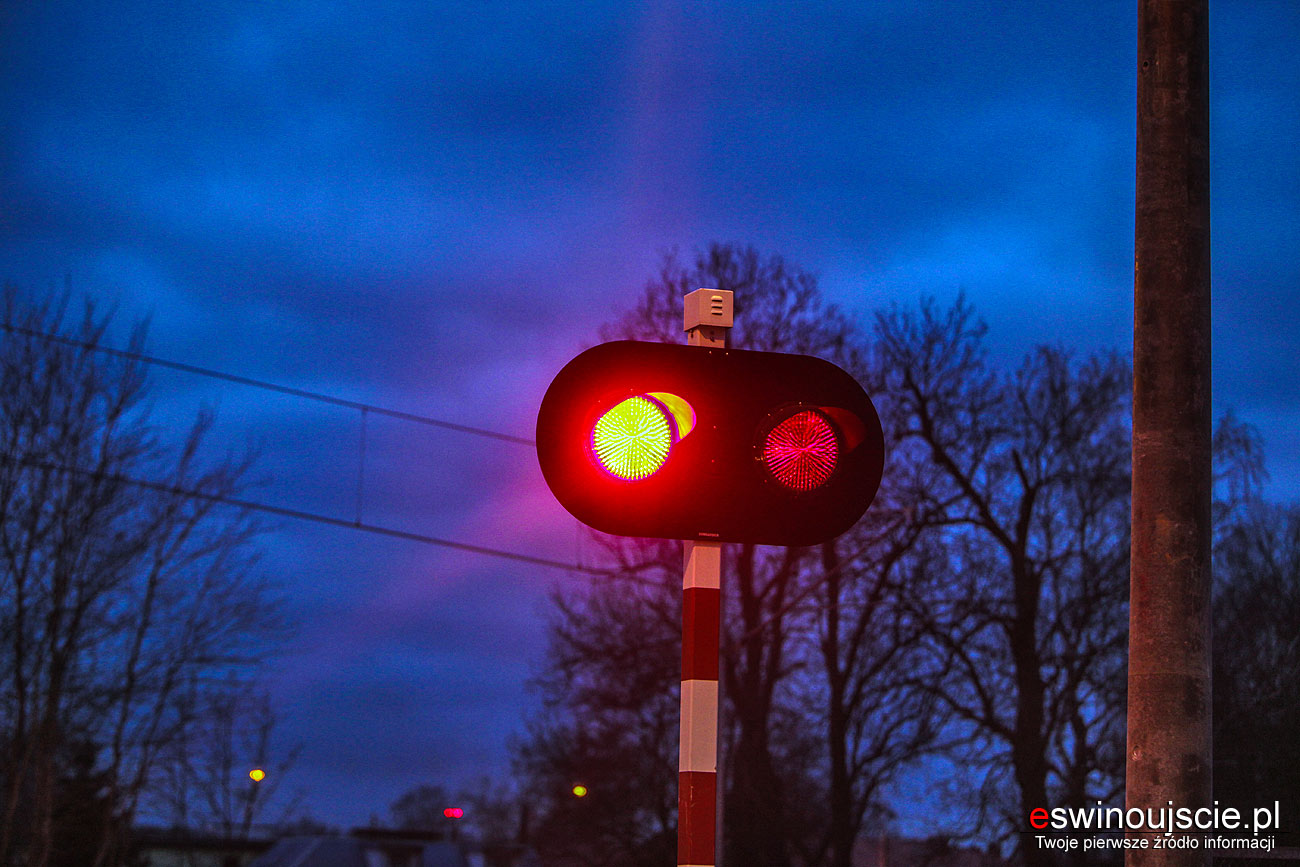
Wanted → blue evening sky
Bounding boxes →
[2,0,1297,829]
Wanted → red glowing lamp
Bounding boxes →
[443,807,464,819]
[761,409,839,491]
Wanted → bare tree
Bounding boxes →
[794,323,961,867]
[151,678,301,838]
[513,535,681,867]
[801,528,941,866]
[1209,416,1300,831]
[0,289,283,866]
[1212,500,1300,822]
[526,258,1296,867]
[519,244,941,867]
[875,296,1131,865]
[607,243,884,866]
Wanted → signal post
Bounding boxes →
[679,289,731,867]
[535,290,885,867]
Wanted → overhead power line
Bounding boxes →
[1,321,592,575]
[0,322,536,446]
[1,453,607,576]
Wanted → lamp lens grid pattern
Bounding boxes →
[591,396,673,481]
[763,410,838,491]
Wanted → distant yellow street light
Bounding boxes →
[249,768,266,782]
[571,784,588,798]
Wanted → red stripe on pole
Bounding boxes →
[681,587,720,681]
[678,770,717,866]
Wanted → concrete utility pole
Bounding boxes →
[1128,2,1212,867]
[679,288,732,867]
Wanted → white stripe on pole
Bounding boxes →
[679,679,719,772]
[684,541,721,589]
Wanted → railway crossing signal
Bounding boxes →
[536,339,883,546]
[537,289,886,867]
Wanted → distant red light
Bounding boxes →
[762,410,839,491]
[444,807,464,819]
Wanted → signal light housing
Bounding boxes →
[537,341,884,546]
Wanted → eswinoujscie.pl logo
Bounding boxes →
[1027,801,1284,853]
[1030,801,1280,835]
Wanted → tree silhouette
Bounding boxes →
[518,251,1297,867]
[0,288,283,866]
[875,297,1132,866]
[519,245,939,866]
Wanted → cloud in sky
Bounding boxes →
[3,0,1298,827]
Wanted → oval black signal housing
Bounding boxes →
[536,341,884,546]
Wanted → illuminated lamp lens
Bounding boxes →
[763,409,839,491]
[591,395,675,481]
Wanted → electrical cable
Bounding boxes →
[0,322,536,446]
[1,453,608,576]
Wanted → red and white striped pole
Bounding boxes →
[679,289,732,867]
[680,539,721,866]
